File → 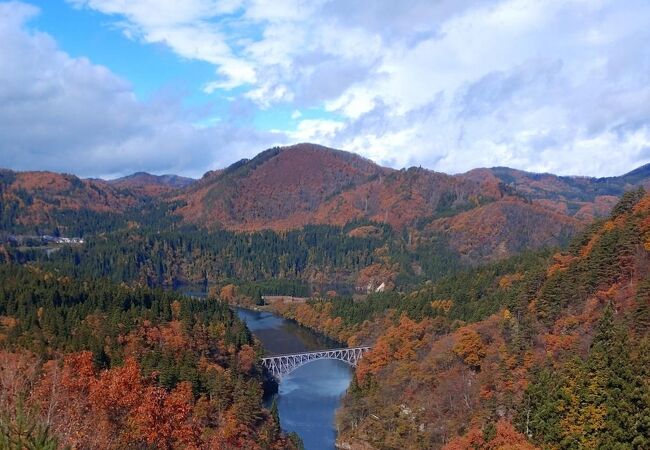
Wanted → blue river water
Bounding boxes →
[235,308,352,450]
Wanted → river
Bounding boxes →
[235,308,353,450]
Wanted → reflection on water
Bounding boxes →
[236,308,352,450]
[277,360,351,448]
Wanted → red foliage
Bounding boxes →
[3,171,142,227]
[132,382,200,449]
[15,350,283,449]
[443,420,537,450]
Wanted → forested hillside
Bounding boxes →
[8,224,406,290]
[483,163,650,220]
[270,189,650,449]
[175,144,650,234]
[105,172,196,196]
[2,145,650,449]
[420,197,579,262]
[0,169,180,235]
[174,144,387,230]
[0,265,302,449]
[3,211,569,292]
[4,144,650,268]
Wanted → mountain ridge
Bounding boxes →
[104,171,196,196]
[108,172,195,188]
[2,143,650,264]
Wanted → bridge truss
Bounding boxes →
[261,347,371,380]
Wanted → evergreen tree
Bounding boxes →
[270,398,281,435]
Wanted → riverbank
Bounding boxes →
[236,308,354,450]
[173,285,362,449]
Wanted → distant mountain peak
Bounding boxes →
[109,172,195,189]
[616,162,650,184]
[166,144,650,233]
[174,143,388,230]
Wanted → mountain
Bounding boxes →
[467,164,650,221]
[308,167,503,229]
[173,143,650,263]
[422,196,580,262]
[175,143,388,230]
[0,169,145,234]
[3,150,648,449]
[176,145,650,234]
[3,144,650,264]
[175,144,504,231]
[174,144,509,232]
[107,172,195,195]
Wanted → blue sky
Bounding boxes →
[30,2,204,100]
[29,1,314,130]
[0,0,649,178]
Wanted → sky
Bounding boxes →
[0,0,649,179]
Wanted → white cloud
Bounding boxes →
[3,0,650,177]
[70,0,256,89]
[288,118,345,142]
[65,0,650,176]
[0,2,283,178]
[317,0,650,176]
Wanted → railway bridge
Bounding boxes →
[261,347,371,380]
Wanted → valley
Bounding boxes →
[1,144,649,449]
[3,2,649,449]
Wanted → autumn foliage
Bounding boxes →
[329,192,650,448]
[443,419,537,450]
[0,349,294,449]
[453,327,486,370]
[0,267,296,450]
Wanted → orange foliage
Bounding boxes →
[632,194,650,214]
[160,320,189,354]
[339,196,650,449]
[498,273,524,289]
[347,225,382,238]
[356,315,430,381]
[90,357,144,424]
[443,420,537,449]
[0,315,18,342]
[428,198,579,262]
[0,350,39,411]
[272,301,357,343]
[3,171,141,227]
[175,143,384,231]
[212,410,263,450]
[132,382,200,449]
[14,350,282,449]
[547,252,576,276]
[356,262,398,292]
[220,284,237,301]
[237,344,257,374]
[453,327,486,369]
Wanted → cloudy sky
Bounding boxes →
[0,0,649,178]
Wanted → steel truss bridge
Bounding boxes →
[261,347,371,380]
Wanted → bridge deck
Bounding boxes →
[262,346,370,359]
